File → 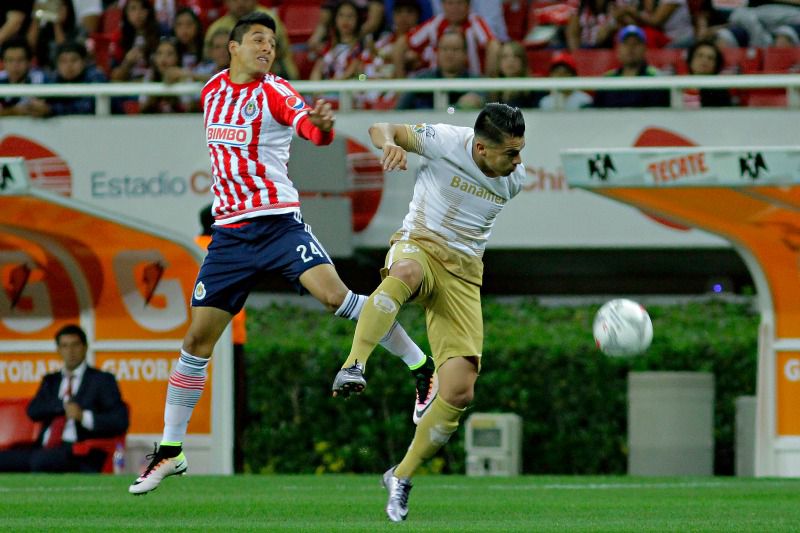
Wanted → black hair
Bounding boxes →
[55,40,88,60]
[1,37,32,60]
[687,38,724,74]
[230,12,277,44]
[55,324,87,346]
[393,0,422,14]
[474,103,525,145]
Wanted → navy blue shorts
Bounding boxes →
[191,212,333,314]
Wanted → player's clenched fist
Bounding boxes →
[382,143,407,171]
[309,98,335,132]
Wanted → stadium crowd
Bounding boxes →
[0,0,798,115]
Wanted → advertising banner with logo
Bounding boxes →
[0,159,231,473]
[0,109,796,251]
[561,145,800,475]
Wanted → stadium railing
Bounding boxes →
[0,75,798,115]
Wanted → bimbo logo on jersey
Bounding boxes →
[285,96,305,111]
[206,124,252,146]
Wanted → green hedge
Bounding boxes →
[243,298,758,475]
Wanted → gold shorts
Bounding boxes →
[382,239,482,370]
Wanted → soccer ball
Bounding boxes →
[593,299,653,357]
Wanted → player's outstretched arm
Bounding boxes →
[368,123,413,171]
[308,98,335,133]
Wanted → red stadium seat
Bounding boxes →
[292,49,315,80]
[572,49,618,76]
[526,49,554,76]
[762,47,800,73]
[73,435,126,474]
[279,2,322,44]
[647,48,685,74]
[720,47,762,74]
[0,398,41,450]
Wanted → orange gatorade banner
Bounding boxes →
[0,352,211,435]
[0,353,63,398]
[0,196,198,342]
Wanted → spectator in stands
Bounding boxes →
[429,0,509,42]
[197,27,230,77]
[0,38,50,117]
[47,40,108,116]
[490,40,542,108]
[27,0,78,73]
[110,0,161,82]
[566,0,620,50]
[357,0,422,108]
[392,0,500,78]
[204,0,298,80]
[593,25,671,108]
[0,324,129,473]
[396,28,483,110]
[140,37,196,113]
[539,52,594,110]
[682,39,734,107]
[0,0,33,48]
[308,0,386,55]
[172,7,204,73]
[727,1,800,47]
[310,1,364,82]
[363,0,422,80]
[615,0,695,47]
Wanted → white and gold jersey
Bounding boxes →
[391,123,525,285]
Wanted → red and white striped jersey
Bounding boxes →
[406,13,496,76]
[201,70,315,224]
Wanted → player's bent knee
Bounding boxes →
[440,387,474,408]
[388,260,423,291]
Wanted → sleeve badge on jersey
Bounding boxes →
[413,123,435,138]
[285,95,306,111]
[241,99,259,121]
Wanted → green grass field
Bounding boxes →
[2,474,798,532]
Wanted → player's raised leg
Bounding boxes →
[300,260,434,409]
[129,306,231,495]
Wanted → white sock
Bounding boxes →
[335,290,425,369]
[380,322,426,368]
[163,350,209,444]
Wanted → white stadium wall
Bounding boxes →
[0,109,797,251]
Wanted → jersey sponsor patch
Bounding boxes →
[412,123,435,138]
[285,95,305,111]
[206,124,252,146]
[241,99,259,121]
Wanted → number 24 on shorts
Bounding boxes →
[296,242,325,263]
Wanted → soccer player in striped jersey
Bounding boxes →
[129,12,434,495]
[332,104,526,521]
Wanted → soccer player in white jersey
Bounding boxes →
[332,104,526,521]
[129,12,434,495]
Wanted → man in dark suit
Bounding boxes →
[0,324,129,472]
